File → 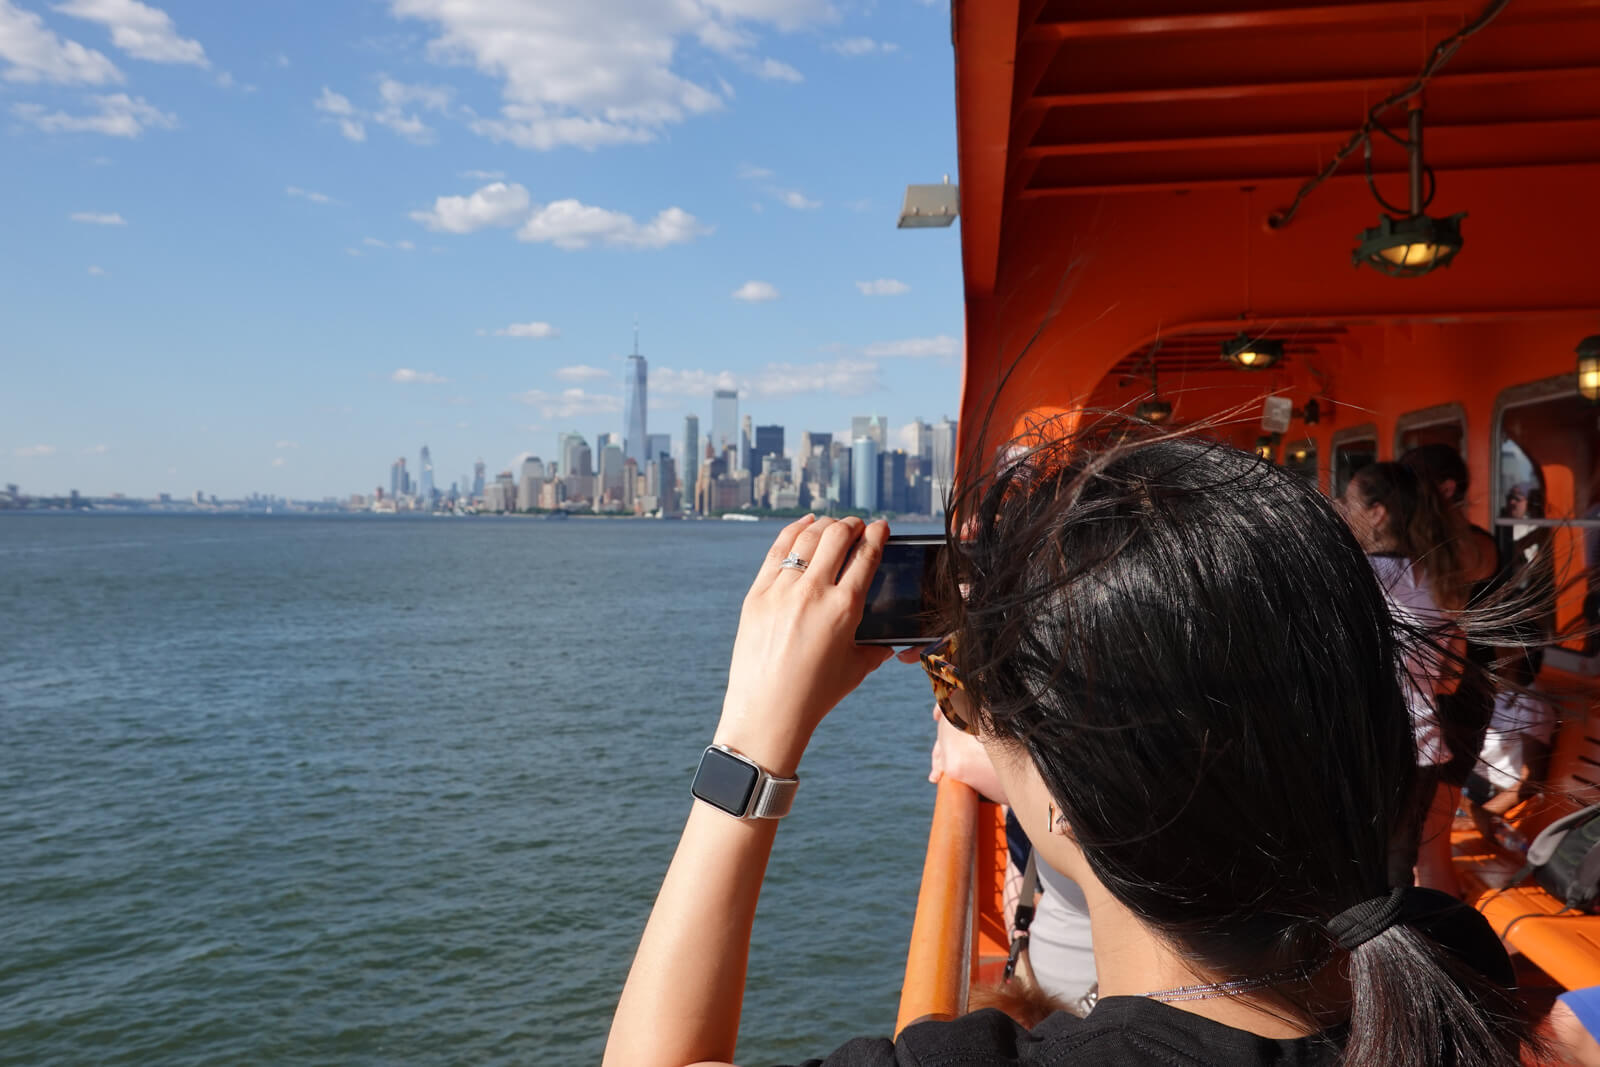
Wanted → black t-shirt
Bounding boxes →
[785,997,1343,1067]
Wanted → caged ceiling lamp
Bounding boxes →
[1221,333,1284,371]
[1255,434,1281,463]
[1579,335,1600,403]
[1136,398,1173,424]
[1351,106,1464,278]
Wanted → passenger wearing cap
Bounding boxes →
[607,425,1534,1067]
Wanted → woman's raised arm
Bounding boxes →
[603,516,893,1067]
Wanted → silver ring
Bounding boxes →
[779,553,809,572]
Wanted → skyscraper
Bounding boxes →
[682,414,700,513]
[740,414,754,474]
[930,416,958,515]
[753,424,783,473]
[472,460,486,499]
[419,445,435,503]
[878,449,908,512]
[851,415,888,450]
[561,433,590,480]
[712,389,739,455]
[623,333,648,470]
[646,433,671,465]
[851,436,879,512]
[910,418,933,462]
[390,457,405,498]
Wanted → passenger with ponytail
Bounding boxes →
[607,423,1535,1067]
[1337,461,1485,894]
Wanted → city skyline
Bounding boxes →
[4,1,963,500]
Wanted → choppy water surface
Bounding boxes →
[1,515,936,1065]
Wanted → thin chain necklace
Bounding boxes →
[1141,967,1305,1004]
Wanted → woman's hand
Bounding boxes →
[714,515,894,776]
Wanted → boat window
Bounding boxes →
[1331,424,1378,499]
[1284,439,1318,485]
[1493,377,1600,669]
[1396,403,1467,459]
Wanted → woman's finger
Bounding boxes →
[750,514,817,592]
[803,516,864,585]
[776,516,835,580]
[837,519,890,601]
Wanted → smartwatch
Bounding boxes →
[691,744,799,820]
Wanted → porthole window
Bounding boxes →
[1332,424,1378,499]
[1284,439,1318,484]
[1493,377,1600,669]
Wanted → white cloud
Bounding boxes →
[459,168,504,180]
[274,440,298,449]
[0,0,122,84]
[862,334,960,358]
[314,86,366,140]
[391,368,448,384]
[555,364,610,382]
[492,321,559,338]
[516,200,709,250]
[386,0,834,150]
[271,456,287,467]
[53,0,208,66]
[828,36,897,56]
[513,387,621,419]
[12,92,175,136]
[410,181,530,233]
[273,52,289,68]
[83,442,109,454]
[395,240,414,250]
[753,57,802,82]
[87,264,105,274]
[732,280,778,302]
[654,358,879,399]
[856,278,910,296]
[736,162,773,180]
[378,75,451,113]
[285,185,335,204]
[13,444,56,457]
[776,188,819,210]
[363,237,388,248]
[69,210,125,225]
[315,86,353,115]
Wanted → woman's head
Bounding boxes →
[937,423,1529,1064]
[942,426,1415,970]
[1344,461,1466,609]
[1401,443,1470,506]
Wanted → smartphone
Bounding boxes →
[854,534,947,645]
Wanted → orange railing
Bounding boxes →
[895,779,1013,1034]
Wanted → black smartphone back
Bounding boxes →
[854,534,946,645]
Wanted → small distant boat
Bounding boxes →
[721,513,758,522]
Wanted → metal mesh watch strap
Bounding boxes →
[750,771,799,819]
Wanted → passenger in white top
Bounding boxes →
[1336,462,1470,894]
[1464,649,1554,843]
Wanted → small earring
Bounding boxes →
[1048,803,1055,828]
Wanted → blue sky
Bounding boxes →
[2,0,962,499]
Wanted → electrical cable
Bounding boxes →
[1268,0,1513,229]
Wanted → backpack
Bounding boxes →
[1521,803,1600,912]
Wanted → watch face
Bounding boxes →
[692,747,760,816]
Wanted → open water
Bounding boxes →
[0,514,938,1066]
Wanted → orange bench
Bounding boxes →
[1456,679,1600,989]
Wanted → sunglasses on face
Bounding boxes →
[921,635,978,735]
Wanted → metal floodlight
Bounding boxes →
[898,177,960,229]
[1136,398,1173,424]
[1221,332,1284,370]
[1578,335,1600,403]
[1354,212,1465,277]
[1353,106,1465,278]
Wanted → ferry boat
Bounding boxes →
[902,0,1600,1031]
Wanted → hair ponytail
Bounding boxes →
[1343,924,1530,1067]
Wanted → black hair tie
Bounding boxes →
[1327,887,1409,951]
[1327,887,1517,986]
